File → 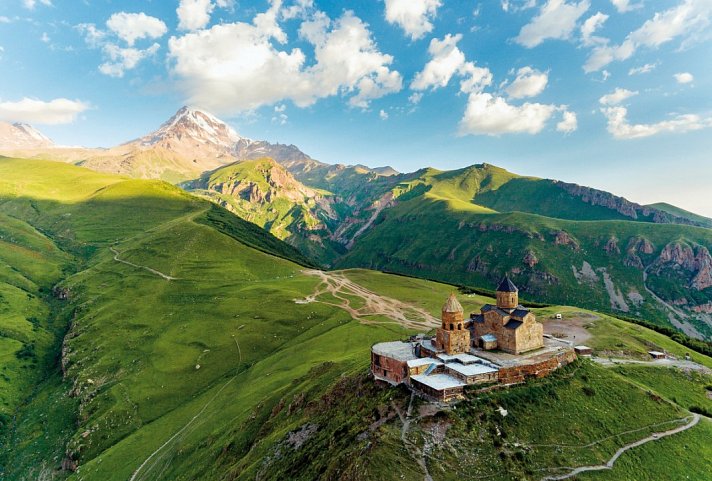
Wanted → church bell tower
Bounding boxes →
[496,275,519,309]
[435,293,471,354]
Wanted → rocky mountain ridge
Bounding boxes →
[0,121,54,149]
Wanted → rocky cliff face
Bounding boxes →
[655,242,712,291]
[556,181,706,227]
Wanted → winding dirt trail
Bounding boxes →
[110,246,178,281]
[300,269,439,330]
[540,414,700,481]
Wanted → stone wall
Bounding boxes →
[371,351,408,384]
[497,350,577,385]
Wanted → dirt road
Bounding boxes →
[301,270,440,330]
[540,414,700,480]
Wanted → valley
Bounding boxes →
[0,129,711,481]
[4,107,711,341]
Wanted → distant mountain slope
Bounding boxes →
[0,121,54,149]
[333,164,712,339]
[186,158,344,263]
[647,202,712,229]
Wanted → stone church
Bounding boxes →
[468,276,544,354]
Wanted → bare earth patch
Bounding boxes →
[541,312,597,345]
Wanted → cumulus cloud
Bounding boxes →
[674,72,694,84]
[410,34,492,94]
[585,0,712,72]
[580,12,608,46]
[515,0,590,48]
[106,12,168,46]
[78,14,165,78]
[168,8,402,113]
[22,0,51,10]
[602,106,712,139]
[610,0,640,13]
[177,0,214,31]
[556,110,578,133]
[0,97,89,125]
[99,43,160,78]
[459,93,559,135]
[384,0,442,40]
[628,62,658,75]
[505,66,548,99]
[379,109,389,120]
[599,87,638,105]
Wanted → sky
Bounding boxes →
[0,0,711,216]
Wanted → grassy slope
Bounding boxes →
[0,158,710,481]
[648,202,712,229]
[187,158,344,264]
[336,165,712,337]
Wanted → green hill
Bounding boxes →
[1,159,710,481]
[330,164,712,340]
[647,202,712,229]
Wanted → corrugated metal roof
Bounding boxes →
[372,341,417,361]
[411,374,466,390]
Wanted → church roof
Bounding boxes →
[511,308,530,318]
[442,293,463,313]
[504,320,523,330]
[497,276,518,293]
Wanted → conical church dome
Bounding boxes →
[442,293,463,313]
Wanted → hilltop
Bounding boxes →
[0,158,709,481]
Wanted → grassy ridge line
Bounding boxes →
[197,206,317,268]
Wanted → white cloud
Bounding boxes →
[0,16,10,23]
[599,87,638,105]
[585,0,712,72]
[22,0,51,10]
[384,0,442,40]
[41,32,50,43]
[0,46,4,60]
[409,92,423,104]
[557,110,578,133]
[99,43,160,78]
[177,0,215,31]
[602,106,712,139]
[505,66,548,99]
[379,109,389,120]
[78,18,163,77]
[0,97,89,125]
[168,8,402,113]
[410,34,492,94]
[580,12,608,46]
[515,0,590,48]
[610,0,640,13]
[501,0,537,13]
[459,93,559,135]
[674,72,694,84]
[272,104,288,124]
[106,12,168,46]
[628,62,658,75]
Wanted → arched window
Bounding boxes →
[450,323,454,330]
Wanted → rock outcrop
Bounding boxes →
[555,181,706,227]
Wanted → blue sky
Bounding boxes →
[1,0,711,215]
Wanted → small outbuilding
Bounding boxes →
[574,345,593,356]
[648,350,666,360]
[480,334,498,351]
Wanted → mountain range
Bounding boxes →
[1,107,711,340]
[0,157,711,481]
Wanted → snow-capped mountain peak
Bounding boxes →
[0,121,54,149]
[139,106,247,149]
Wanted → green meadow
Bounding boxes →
[0,158,710,481]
